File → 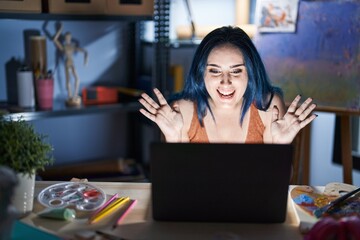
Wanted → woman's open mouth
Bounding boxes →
[217,89,235,99]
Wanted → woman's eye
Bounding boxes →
[230,69,242,75]
[209,68,222,75]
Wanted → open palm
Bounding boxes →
[271,95,317,144]
[139,88,184,142]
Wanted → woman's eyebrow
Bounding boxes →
[230,63,245,68]
[206,63,245,68]
[206,63,220,67]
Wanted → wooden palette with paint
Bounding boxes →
[290,182,360,218]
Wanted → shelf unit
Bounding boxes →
[1,0,170,121]
[0,0,171,178]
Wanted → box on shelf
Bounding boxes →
[0,0,41,13]
[48,0,105,14]
[106,0,154,16]
[82,86,118,105]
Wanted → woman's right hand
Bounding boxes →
[139,88,184,142]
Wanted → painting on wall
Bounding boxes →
[254,0,360,112]
[255,0,300,33]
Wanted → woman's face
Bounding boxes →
[204,44,248,109]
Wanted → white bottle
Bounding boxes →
[17,66,35,108]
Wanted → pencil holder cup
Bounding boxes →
[36,78,54,110]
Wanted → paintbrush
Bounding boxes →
[313,187,360,218]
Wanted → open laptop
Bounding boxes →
[150,142,293,223]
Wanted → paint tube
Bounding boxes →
[38,208,76,221]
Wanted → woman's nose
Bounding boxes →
[221,74,232,84]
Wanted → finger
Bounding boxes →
[140,108,169,130]
[143,92,161,109]
[139,108,156,122]
[299,114,317,129]
[272,105,279,123]
[141,92,160,108]
[153,88,168,106]
[287,95,302,114]
[138,98,158,115]
[298,103,317,121]
[294,97,313,117]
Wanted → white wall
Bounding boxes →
[310,112,360,186]
[143,0,237,41]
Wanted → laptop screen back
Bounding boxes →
[150,142,293,223]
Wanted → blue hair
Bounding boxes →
[170,26,282,126]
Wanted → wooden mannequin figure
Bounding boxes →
[53,23,88,106]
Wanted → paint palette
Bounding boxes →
[37,182,106,211]
[290,186,336,217]
[291,183,360,218]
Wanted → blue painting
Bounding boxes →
[254,0,360,112]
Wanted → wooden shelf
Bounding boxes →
[0,12,153,21]
[2,100,141,121]
[142,39,201,48]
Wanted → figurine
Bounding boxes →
[0,166,19,240]
[53,23,88,107]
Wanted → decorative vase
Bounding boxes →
[13,172,35,215]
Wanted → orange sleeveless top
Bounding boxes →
[188,104,265,143]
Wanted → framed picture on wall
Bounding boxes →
[255,0,300,32]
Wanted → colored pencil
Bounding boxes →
[89,197,130,224]
[112,199,137,229]
[89,193,118,220]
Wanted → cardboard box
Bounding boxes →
[48,0,105,14]
[0,0,41,13]
[106,0,154,16]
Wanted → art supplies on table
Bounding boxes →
[32,180,138,240]
[290,182,360,233]
[38,208,76,221]
[89,193,119,218]
[37,182,106,211]
[112,199,137,228]
[88,196,130,224]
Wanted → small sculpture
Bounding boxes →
[53,23,88,106]
[0,166,19,240]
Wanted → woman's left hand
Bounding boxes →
[271,95,317,144]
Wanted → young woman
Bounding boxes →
[139,26,317,144]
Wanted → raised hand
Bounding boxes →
[271,95,317,144]
[139,88,184,142]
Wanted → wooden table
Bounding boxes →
[20,181,304,240]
